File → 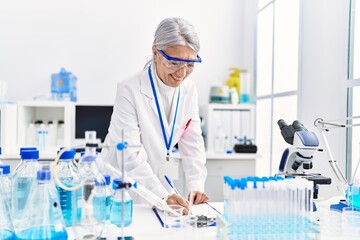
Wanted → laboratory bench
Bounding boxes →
[67,202,222,240]
[68,197,357,240]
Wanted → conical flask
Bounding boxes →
[16,169,68,240]
[0,165,16,240]
[72,131,106,240]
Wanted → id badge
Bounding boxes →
[158,158,179,180]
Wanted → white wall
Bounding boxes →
[299,0,350,198]
[0,0,256,113]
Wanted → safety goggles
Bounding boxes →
[158,49,202,70]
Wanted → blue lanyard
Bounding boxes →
[148,66,180,160]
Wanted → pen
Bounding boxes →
[164,175,180,195]
[152,207,164,227]
[205,202,222,215]
[184,118,192,130]
[179,118,192,139]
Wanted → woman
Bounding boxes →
[101,17,208,212]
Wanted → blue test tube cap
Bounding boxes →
[0,164,10,175]
[104,175,111,186]
[58,149,76,160]
[37,169,51,181]
[21,149,39,160]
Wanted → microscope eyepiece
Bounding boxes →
[292,120,308,132]
[277,119,287,130]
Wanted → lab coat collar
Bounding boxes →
[140,64,179,135]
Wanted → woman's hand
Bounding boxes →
[188,191,208,205]
[166,193,189,215]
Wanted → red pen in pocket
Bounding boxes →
[180,118,192,139]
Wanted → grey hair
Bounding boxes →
[144,17,200,69]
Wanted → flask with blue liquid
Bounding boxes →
[0,164,16,240]
[101,175,113,221]
[55,148,81,227]
[11,149,39,228]
[72,131,106,239]
[110,178,133,227]
[16,169,68,240]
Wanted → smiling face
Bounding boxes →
[153,45,198,88]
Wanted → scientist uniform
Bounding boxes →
[101,63,207,203]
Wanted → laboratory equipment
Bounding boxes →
[16,169,68,240]
[110,178,133,227]
[0,164,12,208]
[220,176,318,239]
[72,131,106,240]
[276,119,331,199]
[314,116,360,209]
[104,175,113,220]
[51,68,77,102]
[55,148,80,227]
[11,149,40,229]
[0,165,15,240]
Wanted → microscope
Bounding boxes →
[276,119,331,200]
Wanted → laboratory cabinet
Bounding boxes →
[17,100,75,157]
[173,153,260,202]
[206,103,255,154]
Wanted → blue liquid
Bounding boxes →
[56,185,75,227]
[16,226,68,240]
[105,195,111,220]
[0,229,16,240]
[12,177,34,218]
[110,199,133,227]
[93,196,106,221]
[240,94,249,103]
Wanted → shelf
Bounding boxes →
[172,151,260,160]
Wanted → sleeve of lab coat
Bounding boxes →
[177,86,207,193]
[103,80,169,200]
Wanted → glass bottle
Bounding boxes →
[0,164,15,240]
[55,148,81,227]
[72,131,106,239]
[16,169,68,240]
[110,178,133,227]
[11,149,39,230]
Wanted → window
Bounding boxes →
[256,0,300,175]
[347,0,360,180]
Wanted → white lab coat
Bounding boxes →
[101,64,207,203]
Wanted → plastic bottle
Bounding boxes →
[16,169,68,240]
[0,164,16,240]
[226,68,241,97]
[0,164,12,209]
[110,178,133,227]
[11,149,40,228]
[55,148,80,227]
[72,131,106,239]
[240,71,251,103]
